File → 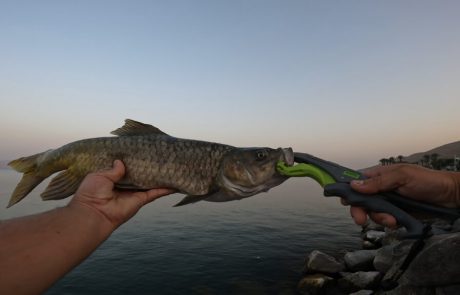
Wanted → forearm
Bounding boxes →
[450,171,460,207]
[0,204,114,295]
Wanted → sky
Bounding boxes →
[1,0,459,168]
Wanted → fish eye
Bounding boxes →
[256,150,268,161]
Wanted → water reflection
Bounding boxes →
[0,169,360,294]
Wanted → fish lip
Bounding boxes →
[281,147,294,166]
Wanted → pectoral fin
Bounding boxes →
[173,195,210,207]
[173,190,242,207]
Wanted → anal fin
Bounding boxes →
[41,170,83,200]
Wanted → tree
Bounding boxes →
[423,154,430,167]
[389,157,395,165]
[431,153,440,169]
[397,155,404,162]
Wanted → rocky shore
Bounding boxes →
[297,219,460,295]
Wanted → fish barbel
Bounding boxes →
[7,119,294,207]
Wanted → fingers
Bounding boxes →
[350,206,367,225]
[349,205,398,228]
[350,171,405,195]
[130,188,176,209]
[369,212,397,228]
[98,160,126,183]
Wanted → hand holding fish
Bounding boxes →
[347,164,460,227]
[69,160,175,229]
[0,161,174,295]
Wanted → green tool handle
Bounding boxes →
[276,162,335,187]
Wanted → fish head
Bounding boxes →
[219,147,294,197]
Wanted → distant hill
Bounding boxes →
[403,141,460,163]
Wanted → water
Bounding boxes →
[0,169,361,294]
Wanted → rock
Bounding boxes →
[365,230,386,244]
[344,250,377,271]
[338,271,382,293]
[430,218,453,231]
[304,250,345,274]
[436,284,460,295]
[381,228,406,246]
[374,244,398,273]
[381,240,414,283]
[376,284,436,295]
[297,274,334,295]
[350,290,374,295]
[362,220,385,233]
[363,240,378,250]
[451,218,460,233]
[401,233,460,287]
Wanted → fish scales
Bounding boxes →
[57,135,234,195]
[7,119,294,207]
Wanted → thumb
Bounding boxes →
[98,160,126,183]
[350,178,382,194]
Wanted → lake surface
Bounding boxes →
[0,169,361,294]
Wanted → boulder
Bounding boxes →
[381,228,406,246]
[429,219,452,235]
[338,271,382,293]
[349,290,374,295]
[364,230,386,245]
[362,240,378,250]
[362,220,385,233]
[381,240,414,283]
[451,218,460,233]
[401,233,460,287]
[297,274,334,295]
[373,244,400,273]
[304,250,344,274]
[344,250,377,271]
[436,284,460,295]
[376,284,435,295]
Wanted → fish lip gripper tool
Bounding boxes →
[277,152,460,239]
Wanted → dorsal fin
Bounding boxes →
[111,119,168,136]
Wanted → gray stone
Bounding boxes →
[401,233,460,287]
[338,271,382,293]
[451,218,460,233]
[344,250,377,271]
[381,240,414,283]
[297,274,334,295]
[436,284,460,295]
[429,219,452,235]
[431,219,453,232]
[364,230,386,245]
[362,220,385,233]
[304,250,344,274]
[373,244,398,273]
[382,228,406,246]
[350,290,374,295]
[376,284,435,295]
[363,240,378,250]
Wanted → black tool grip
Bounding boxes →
[324,182,426,238]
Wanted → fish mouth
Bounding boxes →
[281,147,294,166]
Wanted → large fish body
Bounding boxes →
[8,119,294,207]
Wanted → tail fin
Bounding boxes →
[7,151,52,208]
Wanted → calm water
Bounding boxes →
[0,169,361,294]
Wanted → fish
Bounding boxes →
[7,119,294,208]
